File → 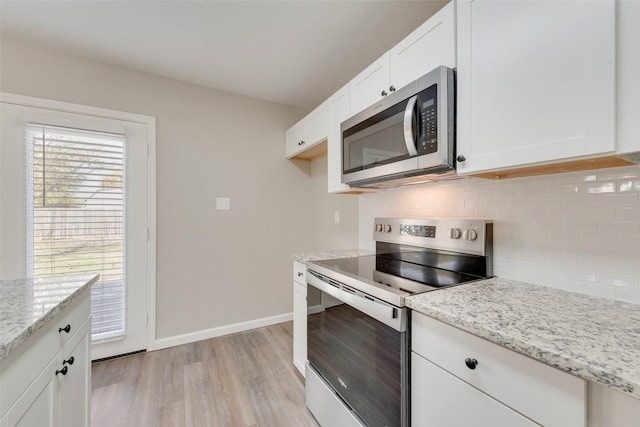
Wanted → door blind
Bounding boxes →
[25,124,127,342]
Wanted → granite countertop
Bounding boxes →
[0,273,99,361]
[293,249,374,263]
[406,277,640,400]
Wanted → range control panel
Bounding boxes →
[373,217,492,256]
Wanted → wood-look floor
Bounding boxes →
[91,322,318,427]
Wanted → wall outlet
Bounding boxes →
[334,210,340,224]
[216,197,230,210]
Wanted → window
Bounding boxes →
[26,124,126,342]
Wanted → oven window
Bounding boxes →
[307,288,405,427]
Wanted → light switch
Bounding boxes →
[334,210,340,224]
[216,197,230,210]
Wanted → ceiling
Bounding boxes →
[0,0,447,110]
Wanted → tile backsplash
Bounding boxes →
[359,165,640,304]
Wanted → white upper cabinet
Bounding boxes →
[327,84,352,193]
[456,0,617,176]
[349,53,391,115]
[389,1,456,90]
[617,0,640,157]
[350,1,456,115]
[285,101,328,159]
[285,120,305,158]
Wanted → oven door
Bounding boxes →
[306,271,408,427]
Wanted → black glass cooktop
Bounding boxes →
[312,251,485,294]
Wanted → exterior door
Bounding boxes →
[0,101,151,359]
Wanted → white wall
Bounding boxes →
[310,157,359,250]
[0,38,312,343]
[360,166,640,304]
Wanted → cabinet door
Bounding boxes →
[4,361,57,427]
[327,84,352,193]
[411,352,537,427]
[389,1,455,91]
[456,0,615,175]
[57,323,90,427]
[293,281,307,376]
[349,52,390,114]
[285,119,306,158]
[305,102,328,148]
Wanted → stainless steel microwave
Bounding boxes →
[341,66,456,189]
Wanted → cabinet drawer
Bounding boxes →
[293,261,307,285]
[54,290,91,349]
[411,312,585,427]
[411,352,537,427]
[0,290,90,417]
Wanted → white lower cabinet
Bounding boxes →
[293,281,307,376]
[292,261,307,376]
[0,291,91,427]
[57,323,91,427]
[411,312,586,426]
[411,352,536,427]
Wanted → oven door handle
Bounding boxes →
[307,272,405,332]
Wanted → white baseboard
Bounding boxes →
[148,312,293,351]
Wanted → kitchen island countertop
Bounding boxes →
[406,277,640,400]
[0,273,99,361]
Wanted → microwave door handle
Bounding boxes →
[403,95,418,157]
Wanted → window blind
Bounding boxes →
[25,124,127,342]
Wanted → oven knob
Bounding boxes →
[449,228,462,239]
[463,229,478,241]
[384,224,392,233]
[375,224,383,232]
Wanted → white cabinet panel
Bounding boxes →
[6,362,56,427]
[285,102,328,159]
[285,120,306,158]
[293,260,307,285]
[350,3,456,118]
[588,381,640,427]
[327,84,352,193]
[412,352,537,427]
[305,102,328,149]
[616,0,640,155]
[1,292,91,427]
[58,320,91,427]
[293,261,308,376]
[349,53,391,115]
[456,0,616,175]
[412,312,585,427]
[390,1,456,90]
[293,280,307,376]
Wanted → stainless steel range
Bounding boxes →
[305,217,493,427]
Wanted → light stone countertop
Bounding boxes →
[0,273,99,361]
[293,249,374,263]
[406,277,640,400]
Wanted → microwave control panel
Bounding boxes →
[418,84,438,156]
